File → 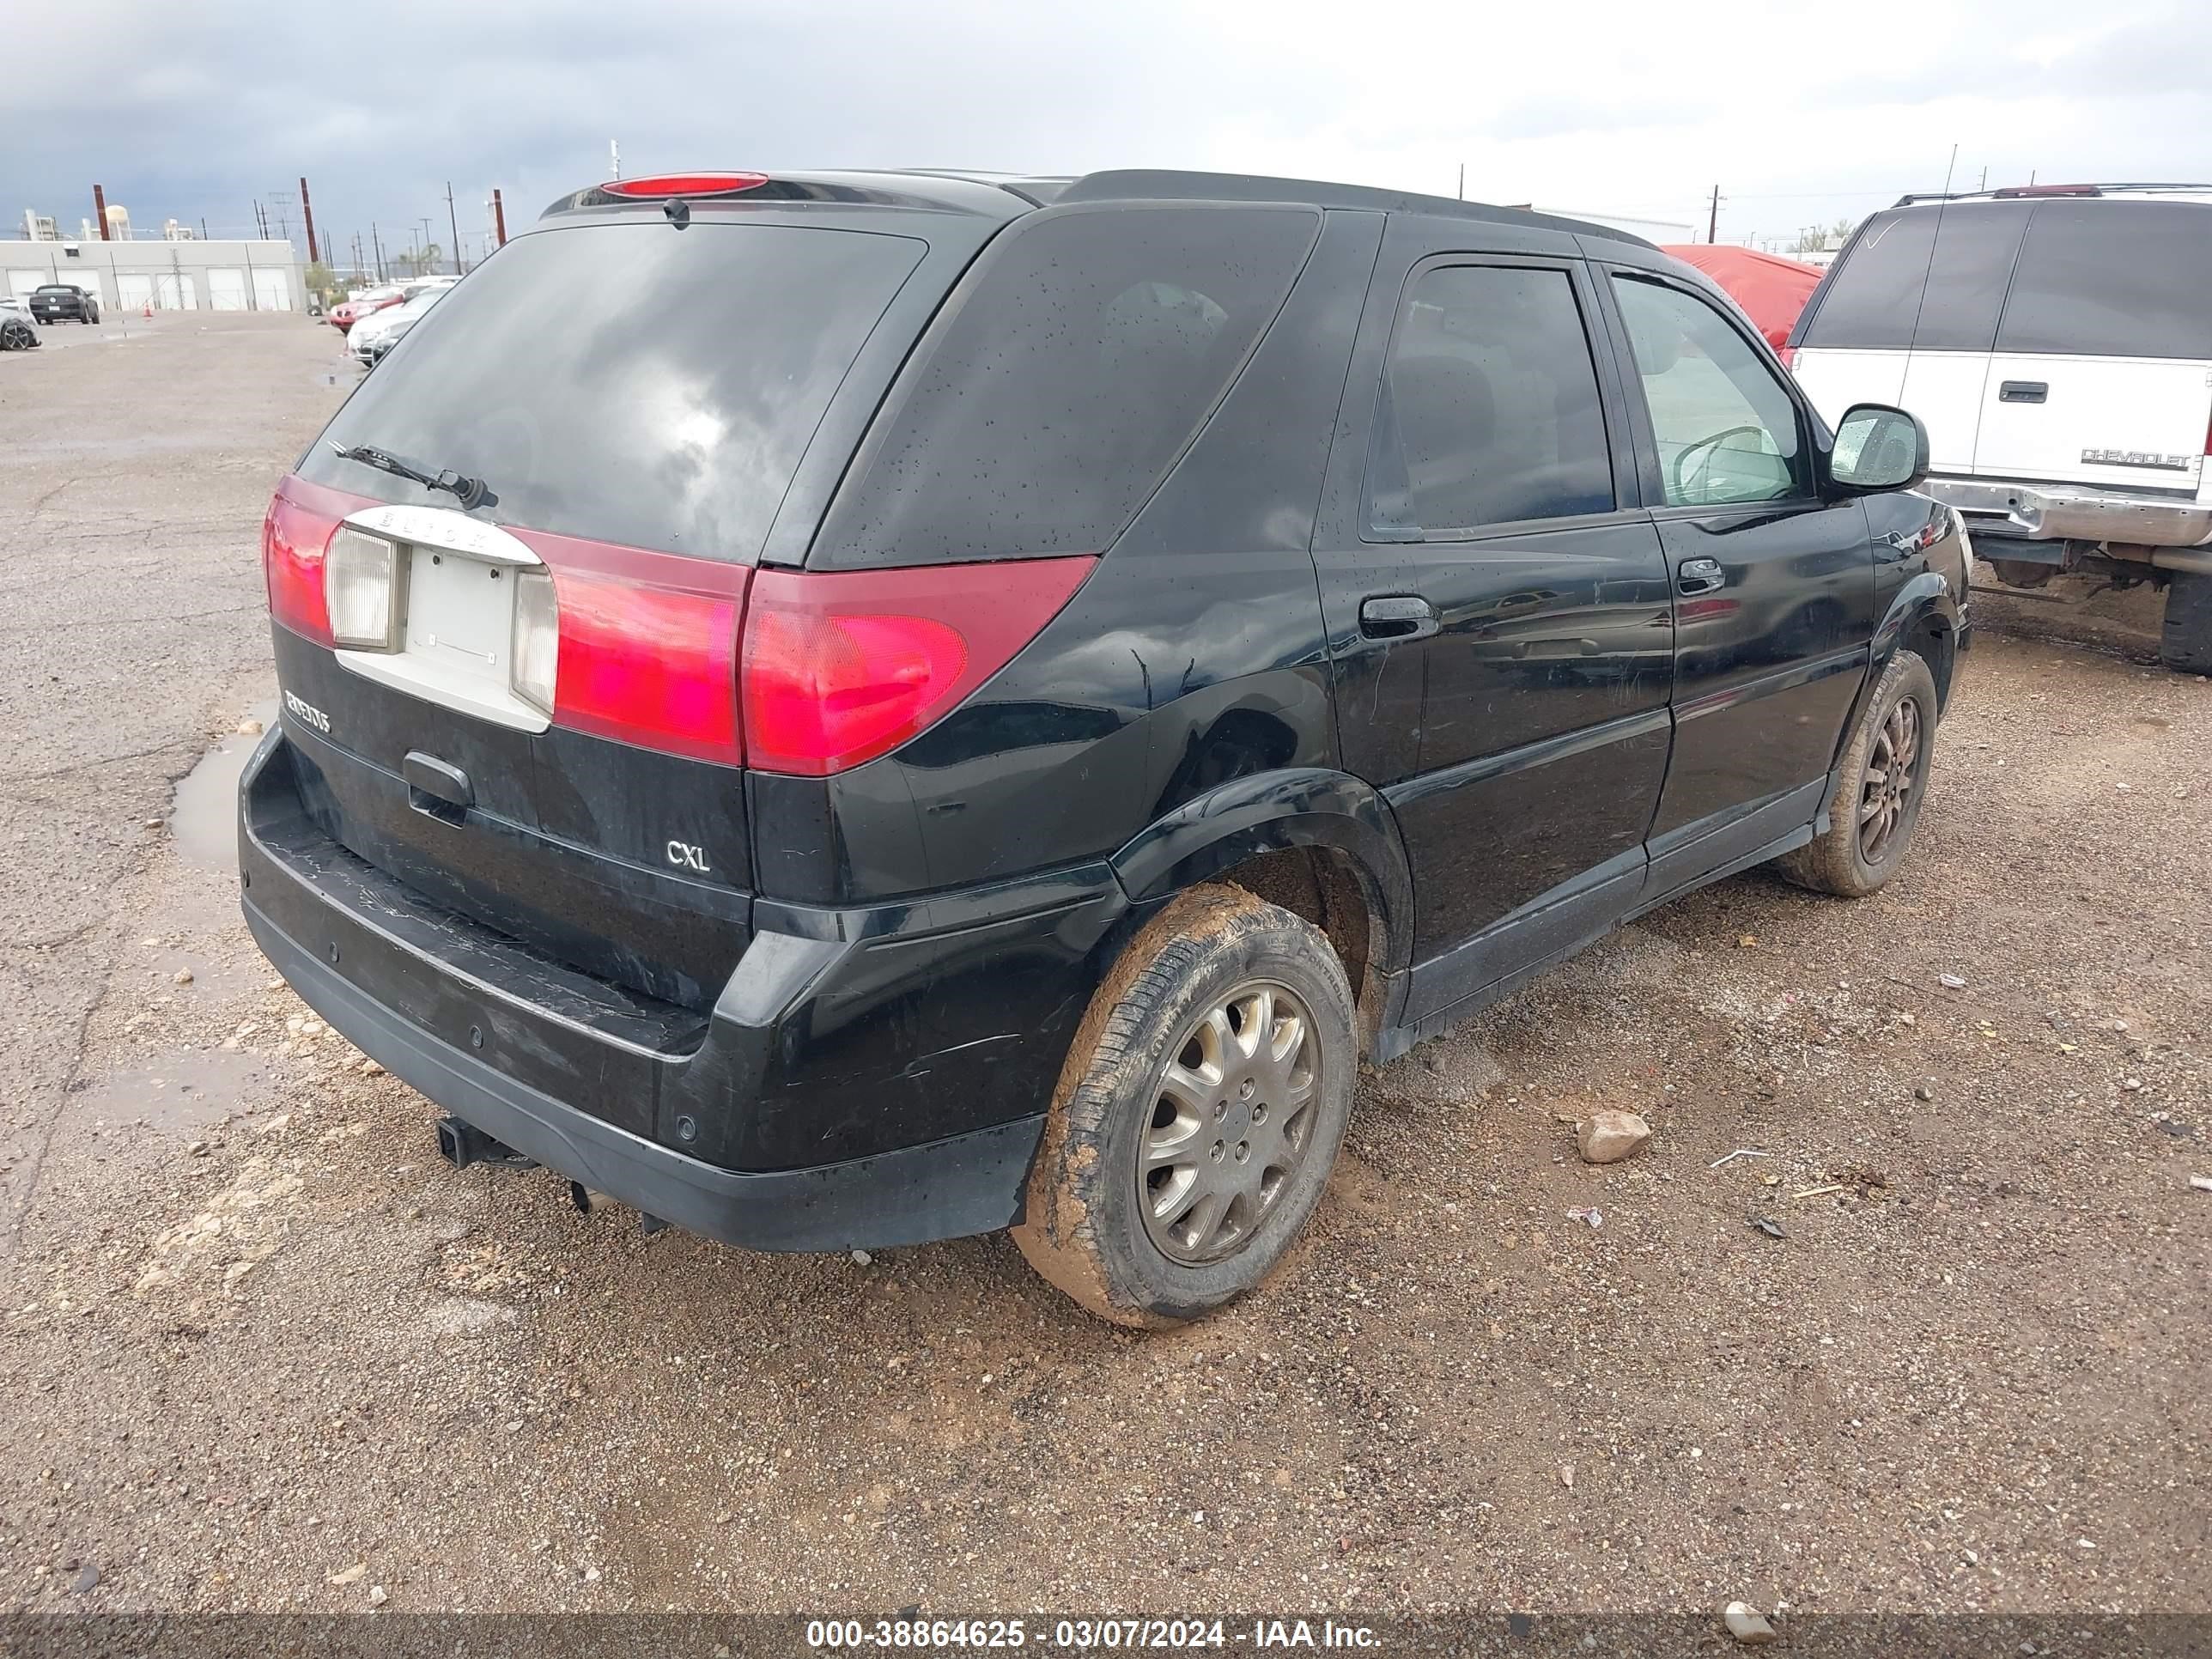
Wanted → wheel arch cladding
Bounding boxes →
[1108,769,1414,1033]
[1870,573,1962,713]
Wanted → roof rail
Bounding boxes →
[1058,169,1654,246]
[1895,181,2212,207]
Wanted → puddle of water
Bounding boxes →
[172,701,276,872]
[74,1049,271,1135]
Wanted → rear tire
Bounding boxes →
[1012,883,1356,1328]
[1774,649,1940,898]
[2163,571,2212,675]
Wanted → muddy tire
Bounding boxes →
[1012,883,1356,1328]
[1774,649,1940,898]
[2163,571,2212,676]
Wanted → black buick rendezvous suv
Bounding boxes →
[240,167,1968,1325]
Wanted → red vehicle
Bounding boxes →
[328,287,406,332]
[1659,245,1821,350]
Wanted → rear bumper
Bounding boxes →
[1925,476,2212,548]
[240,725,1132,1251]
[246,902,1046,1250]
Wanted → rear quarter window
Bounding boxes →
[811,204,1320,568]
[1995,200,2212,359]
[1797,203,2029,352]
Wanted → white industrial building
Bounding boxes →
[8,210,306,313]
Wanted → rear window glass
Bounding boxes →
[1797,204,2029,351]
[1995,200,2212,359]
[1900,203,2027,351]
[299,222,925,560]
[812,204,1319,568]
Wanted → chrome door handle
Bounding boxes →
[1358,594,1438,641]
[1676,557,1726,596]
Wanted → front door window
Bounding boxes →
[1612,276,1805,507]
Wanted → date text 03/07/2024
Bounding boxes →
[802,1618,1382,1650]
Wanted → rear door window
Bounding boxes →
[1995,200,2212,359]
[299,222,927,561]
[811,204,1319,568]
[1365,263,1617,537]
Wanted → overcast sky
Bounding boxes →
[11,0,2210,264]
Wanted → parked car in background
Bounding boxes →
[0,296,40,349]
[28,283,100,325]
[1660,245,1820,349]
[1788,183,2212,672]
[347,284,450,368]
[242,167,1966,1328]
[328,287,405,333]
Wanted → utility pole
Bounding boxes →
[445,182,464,273]
[94,184,111,240]
[1977,166,1988,191]
[370,222,385,283]
[492,188,507,247]
[300,176,319,263]
[1456,161,1464,201]
[1706,183,1722,243]
[610,138,621,180]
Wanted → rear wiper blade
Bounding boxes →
[326,441,494,510]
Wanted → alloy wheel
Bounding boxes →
[1859,691,1923,864]
[1138,980,1321,1265]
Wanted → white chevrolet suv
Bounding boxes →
[1787,184,2212,672]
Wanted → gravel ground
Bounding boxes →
[0,315,2206,1619]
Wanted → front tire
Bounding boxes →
[2163,571,2212,675]
[1013,883,1356,1328]
[1775,649,1940,897]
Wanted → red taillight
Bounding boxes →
[602,172,769,199]
[262,477,368,646]
[508,530,751,767]
[740,557,1097,777]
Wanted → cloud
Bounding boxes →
[6,0,2207,256]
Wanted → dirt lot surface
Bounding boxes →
[2,316,2207,1619]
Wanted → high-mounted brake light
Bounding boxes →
[740,557,1097,777]
[602,172,769,199]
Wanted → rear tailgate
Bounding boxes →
[1972,198,2212,495]
[274,210,975,1011]
[1972,350,2210,495]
